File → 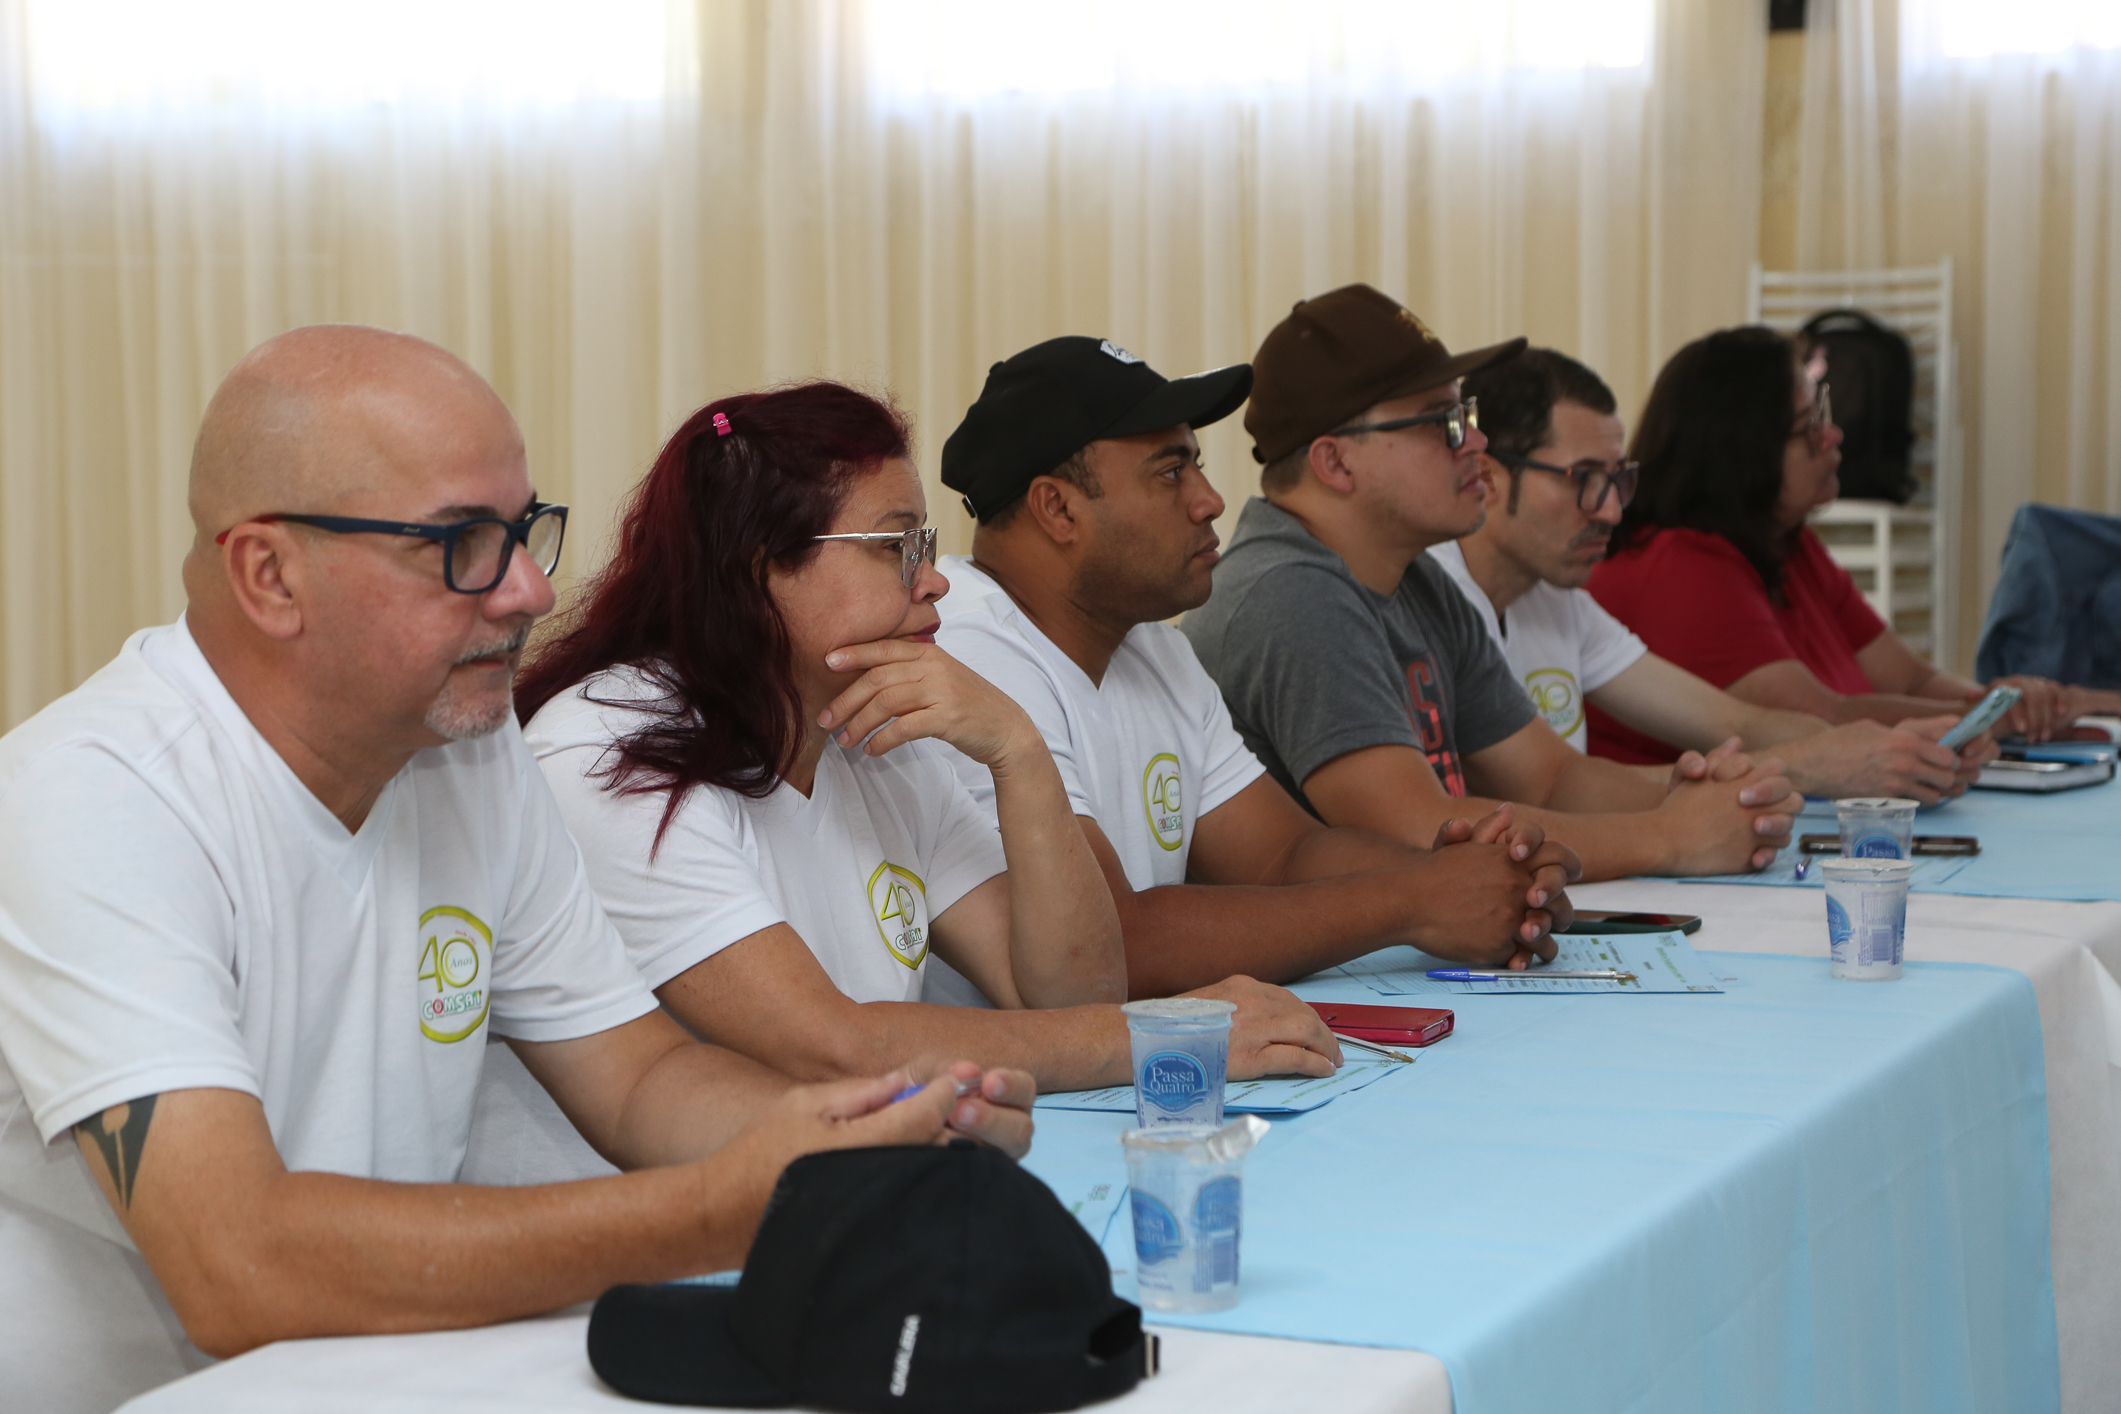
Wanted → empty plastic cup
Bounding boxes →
[1821,856,1912,980]
[1121,1115,1266,1313]
[1121,997,1235,1129]
[1834,797,1919,859]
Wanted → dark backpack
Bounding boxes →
[1800,308,1918,504]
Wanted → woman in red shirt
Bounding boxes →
[1586,326,2110,763]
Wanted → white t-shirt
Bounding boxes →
[1427,540,1649,752]
[458,665,1014,1183]
[0,620,658,1414]
[934,557,1265,887]
[526,665,1009,999]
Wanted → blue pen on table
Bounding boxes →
[892,1077,974,1104]
[1794,853,1811,881]
[1426,967,1637,982]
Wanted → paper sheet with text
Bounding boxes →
[1338,932,1725,995]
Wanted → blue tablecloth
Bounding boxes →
[1656,777,2120,900]
[1024,953,2057,1414]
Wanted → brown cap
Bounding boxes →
[1244,284,1528,464]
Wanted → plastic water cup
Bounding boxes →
[1834,797,1919,859]
[1121,998,1235,1129]
[1121,1115,1266,1313]
[1821,857,1912,981]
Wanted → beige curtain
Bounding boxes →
[0,0,1764,731]
[1792,0,2121,668]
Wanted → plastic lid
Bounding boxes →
[1819,857,1915,881]
[1833,797,1920,811]
[1120,997,1238,1020]
[1120,1114,1268,1163]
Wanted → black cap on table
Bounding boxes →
[588,1142,1152,1412]
[941,336,1252,522]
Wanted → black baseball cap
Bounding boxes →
[1246,284,1526,465]
[589,1143,1152,1412]
[941,336,1253,521]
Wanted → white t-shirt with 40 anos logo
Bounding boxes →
[520,666,1009,1004]
[0,620,658,1414]
[934,558,1266,886]
[458,666,1011,1188]
[1426,540,1648,753]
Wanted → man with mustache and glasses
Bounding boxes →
[927,336,1581,1004]
[1433,346,1988,804]
[0,326,1031,1414]
[1181,285,1801,883]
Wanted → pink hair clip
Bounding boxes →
[712,412,733,437]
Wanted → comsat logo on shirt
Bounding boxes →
[1141,753,1185,852]
[1524,668,1582,741]
[867,862,931,970]
[416,905,492,1043]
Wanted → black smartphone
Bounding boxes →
[1800,832,1978,856]
[1560,909,1702,936]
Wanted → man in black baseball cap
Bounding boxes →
[942,335,1253,526]
[1181,284,1799,883]
[926,335,1579,1007]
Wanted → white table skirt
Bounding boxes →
[117,1309,1453,1413]
[1573,880,2121,1414]
[122,885,2120,1414]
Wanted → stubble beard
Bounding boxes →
[1075,537,1197,630]
[424,626,530,741]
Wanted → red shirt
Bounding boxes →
[1584,526,1887,764]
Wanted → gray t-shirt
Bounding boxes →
[1180,497,1537,809]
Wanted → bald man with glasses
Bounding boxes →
[1182,286,1802,883]
[0,325,1031,1414]
[1431,345,1987,805]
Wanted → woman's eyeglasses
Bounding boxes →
[1489,453,1640,514]
[213,501,569,595]
[1791,382,1835,453]
[1331,397,1481,452]
[812,526,940,588]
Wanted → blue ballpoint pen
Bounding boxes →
[1426,967,1635,982]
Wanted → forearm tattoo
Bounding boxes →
[76,1095,158,1209]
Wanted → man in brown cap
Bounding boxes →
[1182,285,1800,881]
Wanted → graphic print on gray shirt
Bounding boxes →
[1180,497,1536,809]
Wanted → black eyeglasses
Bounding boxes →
[1791,382,1834,453]
[811,526,940,588]
[1489,453,1641,514]
[1330,397,1481,452]
[215,501,569,594]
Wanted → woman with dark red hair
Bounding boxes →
[463,382,1337,1180]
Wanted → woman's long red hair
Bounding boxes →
[515,381,911,836]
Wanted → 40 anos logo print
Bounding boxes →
[1142,753,1185,852]
[1524,668,1582,740]
[416,905,492,1043]
[867,862,931,971]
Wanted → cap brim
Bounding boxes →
[1102,363,1254,440]
[1380,337,1529,403]
[589,1283,794,1408]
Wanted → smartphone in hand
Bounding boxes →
[1939,685,2023,752]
